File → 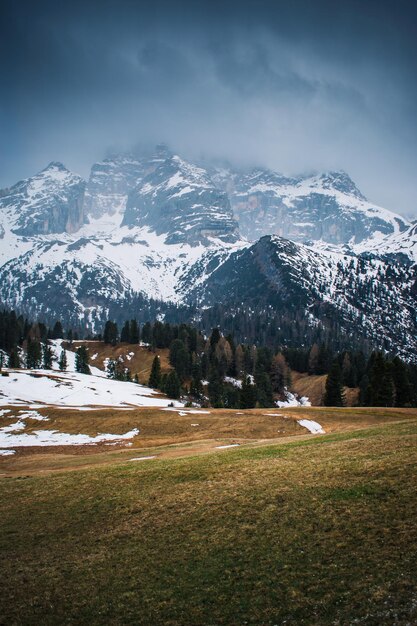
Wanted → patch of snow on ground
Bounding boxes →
[276,390,311,408]
[18,410,48,421]
[128,455,156,461]
[0,368,184,408]
[0,427,139,448]
[224,376,242,388]
[297,419,325,434]
[216,443,240,449]
[0,449,15,456]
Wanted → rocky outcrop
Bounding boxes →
[123,154,240,245]
[83,154,145,219]
[216,168,408,244]
[0,162,86,236]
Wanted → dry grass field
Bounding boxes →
[0,407,416,625]
[1,405,414,476]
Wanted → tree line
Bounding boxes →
[1,307,416,408]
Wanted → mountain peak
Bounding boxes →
[315,170,366,200]
[42,161,70,173]
[123,155,240,245]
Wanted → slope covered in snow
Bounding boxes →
[0,339,183,409]
[124,154,240,245]
[353,222,417,264]
[216,167,408,244]
[0,162,86,237]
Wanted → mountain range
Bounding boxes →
[1,145,416,360]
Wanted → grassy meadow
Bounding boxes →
[0,410,416,625]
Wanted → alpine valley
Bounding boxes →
[1,145,417,360]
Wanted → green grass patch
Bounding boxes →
[0,420,416,625]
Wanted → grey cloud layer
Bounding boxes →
[1,0,416,215]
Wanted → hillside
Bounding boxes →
[67,341,172,384]
[291,372,360,406]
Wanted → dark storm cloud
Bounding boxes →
[1,0,417,215]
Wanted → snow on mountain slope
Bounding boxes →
[0,204,247,328]
[0,148,415,359]
[124,154,240,245]
[190,235,417,359]
[0,162,86,237]
[217,168,408,244]
[353,222,417,264]
[83,154,145,219]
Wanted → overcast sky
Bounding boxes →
[1,0,417,216]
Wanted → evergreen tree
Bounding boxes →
[210,328,221,350]
[141,322,152,344]
[323,361,345,406]
[26,338,42,369]
[223,386,240,408]
[120,321,130,343]
[392,356,412,407]
[359,374,370,406]
[75,346,91,374]
[379,365,395,407]
[255,370,273,407]
[58,349,68,371]
[51,321,64,339]
[148,355,162,388]
[164,370,181,399]
[190,361,203,399]
[240,376,257,409]
[129,320,140,344]
[8,347,20,368]
[169,339,190,381]
[208,366,224,408]
[42,343,53,369]
[106,358,117,379]
[368,352,387,406]
[103,320,118,345]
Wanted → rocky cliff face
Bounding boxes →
[83,154,145,219]
[0,162,86,236]
[123,154,240,245]
[214,168,408,244]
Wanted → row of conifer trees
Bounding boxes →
[1,308,416,407]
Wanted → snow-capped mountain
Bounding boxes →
[214,167,408,244]
[0,145,416,359]
[124,154,239,245]
[352,221,417,264]
[0,162,85,237]
[83,154,145,219]
[188,235,417,359]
